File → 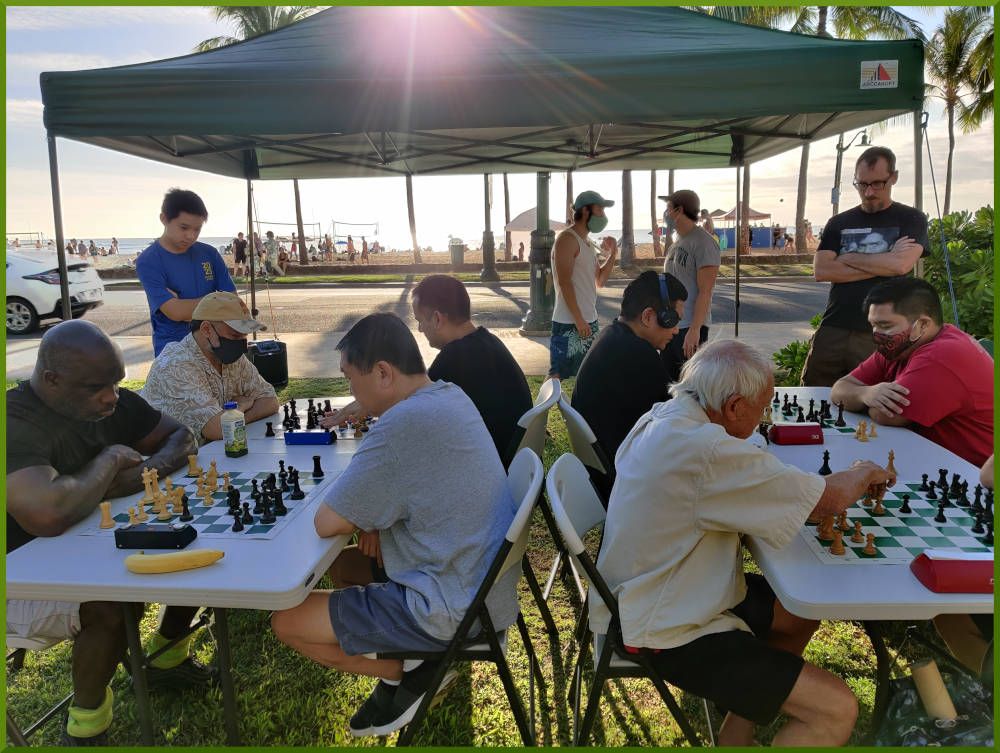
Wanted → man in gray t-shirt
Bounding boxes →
[659,189,721,382]
[270,313,518,738]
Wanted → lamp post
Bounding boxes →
[831,130,869,215]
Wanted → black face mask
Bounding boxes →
[210,324,248,364]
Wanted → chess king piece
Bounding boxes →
[140,467,156,504]
[185,454,202,478]
[99,500,115,529]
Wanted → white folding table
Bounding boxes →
[748,387,993,739]
[6,439,357,745]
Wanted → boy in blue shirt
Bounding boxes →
[137,189,236,355]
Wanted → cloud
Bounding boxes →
[6,6,212,31]
[7,52,120,72]
[6,99,44,126]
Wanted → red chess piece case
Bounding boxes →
[909,551,994,593]
[768,421,823,445]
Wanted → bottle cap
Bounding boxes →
[224,401,237,410]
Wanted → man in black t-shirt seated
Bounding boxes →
[571,271,687,500]
[5,321,212,746]
[803,146,929,386]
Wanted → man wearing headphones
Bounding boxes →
[571,271,687,500]
[660,189,721,382]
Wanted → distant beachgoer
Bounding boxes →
[346,235,355,256]
[277,246,290,275]
[35,239,42,249]
[517,241,525,261]
[12,238,20,247]
[263,231,281,277]
[323,234,333,261]
[66,240,75,253]
[361,236,369,263]
[110,238,119,255]
[77,240,87,255]
[699,209,715,234]
[88,241,98,257]
[232,231,248,277]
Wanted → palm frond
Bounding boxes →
[195,6,323,52]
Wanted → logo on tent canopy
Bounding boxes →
[859,60,899,89]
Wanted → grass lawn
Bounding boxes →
[6,376,950,746]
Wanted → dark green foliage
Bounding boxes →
[923,206,994,339]
[772,313,822,386]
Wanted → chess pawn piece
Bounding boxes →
[934,502,947,523]
[899,494,912,514]
[817,515,835,541]
[354,424,364,437]
[99,501,115,529]
[241,502,254,525]
[796,406,805,423]
[868,422,877,438]
[231,515,244,533]
[983,521,993,546]
[862,533,877,555]
[851,521,864,543]
[950,473,962,497]
[971,511,985,534]
[178,498,193,522]
[791,395,798,408]
[135,499,149,522]
[157,501,173,521]
[289,470,305,500]
[773,391,780,406]
[195,477,208,499]
[926,481,937,500]
[186,454,202,477]
[164,476,174,495]
[919,474,930,491]
[885,450,897,477]
[872,498,885,516]
[223,472,231,490]
[829,529,846,555]
[834,401,846,427]
[127,507,138,526]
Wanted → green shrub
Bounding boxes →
[772,314,823,386]
[924,206,994,339]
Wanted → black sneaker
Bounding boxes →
[60,714,109,747]
[144,656,218,690]
[348,663,459,738]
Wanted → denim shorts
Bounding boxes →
[548,320,599,378]
[328,580,452,656]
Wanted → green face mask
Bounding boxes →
[587,214,608,233]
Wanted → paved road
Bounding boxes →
[10,280,828,341]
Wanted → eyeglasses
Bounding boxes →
[853,178,891,191]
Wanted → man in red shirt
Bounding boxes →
[831,277,993,466]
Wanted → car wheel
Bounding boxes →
[6,297,39,335]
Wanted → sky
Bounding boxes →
[5,5,994,250]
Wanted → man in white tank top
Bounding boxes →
[549,190,619,379]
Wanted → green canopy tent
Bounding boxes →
[40,5,924,330]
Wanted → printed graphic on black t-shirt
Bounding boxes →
[835,227,900,255]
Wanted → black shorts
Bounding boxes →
[234,249,247,264]
[644,573,804,725]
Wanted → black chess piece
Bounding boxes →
[983,521,993,546]
[312,455,324,478]
[818,450,832,476]
[971,511,985,534]
[251,479,261,501]
[293,415,301,430]
[289,399,297,416]
[308,398,314,411]
[283,404,290,422]
[822,400,832,420]
[773,391,780,406]
[267,472,277,490]
[899,494,912,514]
[253,494,264,515]
[279,470,290,493]
[241,502,253,525]
[949,473,962,497]
[934,502,947,523]
[796,406,805,423]
[926,481,937,500]
[278,460,285,474]
[324,399,332,413]
[306,409,316,430]
[290,470,305,500]
[937,469,949,492]
[231,515,244,532]
[918,474,930,492]
[273,490,288,516]
[834,402,846,427]
[957,481,970,508]
[265,421,275,437]
[939,484,951,506]
[260,495,276,524]
[807,398,815,416]
[972,484,983,512]
[985,488,993,518]
[758,423,769,444]
[179,499,193,522]
[791,395,798,408]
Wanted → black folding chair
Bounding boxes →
[545,453,707,747]
[378,447,547,745]
[6,638,76,746]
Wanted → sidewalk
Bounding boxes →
[5,323,813,382]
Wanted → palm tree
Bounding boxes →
[197,7,322,264]
[695,6,925,248]
[195,6,320,51]
[926,7,991,216]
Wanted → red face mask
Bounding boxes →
[872,321,917,360]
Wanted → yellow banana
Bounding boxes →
[124,549,224,574]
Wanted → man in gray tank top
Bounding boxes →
[549,190,619,378]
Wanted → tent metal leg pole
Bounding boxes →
[734,165,741,337]
[520,172,555,335]
[247,178,257,326]
[481,173,499,282]
[913,109,924,278]
[46,133,72,322]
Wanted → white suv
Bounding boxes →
[6,253,105,335]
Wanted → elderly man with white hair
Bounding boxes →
[593,339,894,746]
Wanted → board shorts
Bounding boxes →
[234,248,247,264]
[640,574,805,725]
[548,319,599,379]
[328,580,452,656]
[6,600,81,648]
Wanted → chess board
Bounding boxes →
[80,470,335,541]
[800,482,994,565]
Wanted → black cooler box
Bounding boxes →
[248,339,288,389]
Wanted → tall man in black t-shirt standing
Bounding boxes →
[571,271,687,500]
[5,321,213,745]
[802,146,929,386]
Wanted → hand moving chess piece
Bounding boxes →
[99,501,115,529]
